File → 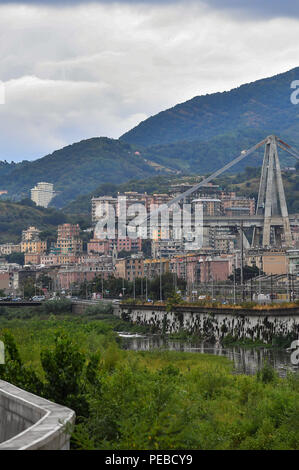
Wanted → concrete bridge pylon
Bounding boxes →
[252,135,292,248]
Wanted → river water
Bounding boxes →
[118,333,299,377]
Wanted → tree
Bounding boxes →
[229,265,262,284]
[148,273,186,301]
[20,277,42,298]
[5,252,24,266]
[0,332,43,396]
[37,273,52,289]
[41,332,89,417]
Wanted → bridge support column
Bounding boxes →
[252,135,292,248]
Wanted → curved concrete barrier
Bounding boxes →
[0,380,75,450]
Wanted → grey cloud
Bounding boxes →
[0,1,298,162]
[0,0,297,19]
[201,0,299,19]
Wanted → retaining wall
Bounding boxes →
[0,380,75,450]
[117,305,299,343]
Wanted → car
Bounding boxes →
[12,297,22,302]
[31,295,45,302]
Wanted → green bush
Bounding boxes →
[42,298,72,315]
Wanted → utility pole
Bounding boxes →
[121,277,126,299]
[259,253,262,296]
[159,255,163,302]
[240,221,245,302]
[233,253,236,304]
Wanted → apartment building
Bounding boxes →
[21,239,47,254]
[52,224,83,255]
[222,197,255,217]
[22,226,41,241]
[0,244,21,255]
[31,182,55,208]
[115,255,144,281]
[192,198,222,216]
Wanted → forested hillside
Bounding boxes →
[121,67,299,148]
[0,138,170,208]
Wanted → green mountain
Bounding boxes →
[0,138,176,208]
[121,67,299,148]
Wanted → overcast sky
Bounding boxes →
[0,0,299,162]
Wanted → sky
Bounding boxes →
[0,0,299,162]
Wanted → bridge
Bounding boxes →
[203,214,298,229]
[147,135,299,248]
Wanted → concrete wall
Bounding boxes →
[0,380,75,450]
[117,305,299,343]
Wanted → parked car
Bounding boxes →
[31,295,46,302]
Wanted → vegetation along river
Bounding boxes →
[118,333,299,377]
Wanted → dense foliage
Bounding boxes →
[0,138,165,208]
[0,308,298,450]
[79,273,186,302]
[0,200,89,244]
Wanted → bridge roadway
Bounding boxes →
[203,214,298,228]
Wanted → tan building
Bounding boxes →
[115,256,144,281]
[246,250,288,275]
[24,253,41,265]
[192,198,222,216]
[214,236,235,253]
[22,226,41,242]
[0,244,21,255]
[222,197,255,217]
[262,252,288,275]
[0,271,13,294]
[92,196,118,223]
[144,258,170,280]
[41,254,77,266]
[21,239,47,254]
